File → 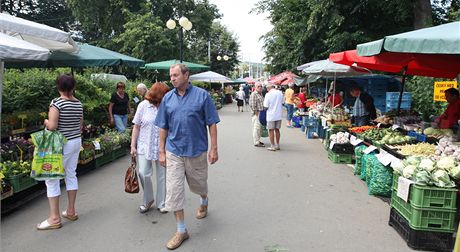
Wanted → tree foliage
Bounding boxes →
[254,0,456,74]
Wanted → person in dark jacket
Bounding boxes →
[349,86,376,126]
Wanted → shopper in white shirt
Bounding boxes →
[263,83,284,151]
[236,86,245,112]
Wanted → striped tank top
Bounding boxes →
[50,97,83,140]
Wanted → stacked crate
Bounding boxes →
[303,117,318,139]
[389,174,456,251]
[386,92,412,112]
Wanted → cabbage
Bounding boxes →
[414,170,432,185]
[405,156,421,166]
[403,165,417,179]
[418,158,435,172]
[448,166,460,180]
[436,156,456,170]
[391,159,405,174]
[432,169,455,187]
[423,127,435,135]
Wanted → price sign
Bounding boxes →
[329,141,336,150]
[380,153,394,166]
[392,124,400,130]
[351,138,363,146]
[350,135,356,141]
[93,140,101,150]
[363,145,377,154]
[377,123,382,128]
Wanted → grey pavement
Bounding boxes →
[1,104,411,252]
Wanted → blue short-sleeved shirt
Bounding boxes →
[155,83,220,157]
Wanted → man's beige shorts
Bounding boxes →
[165,151,208,212]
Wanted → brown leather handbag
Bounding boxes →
[124,156,139,193]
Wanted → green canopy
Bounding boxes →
[143,59,210,70]
[357,21,460,56]
[5,43,145,68]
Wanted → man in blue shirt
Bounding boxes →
[155,64,220,250]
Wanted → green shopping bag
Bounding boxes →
[261,125,269,138]
[30,130,67,181]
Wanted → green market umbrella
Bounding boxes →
[357,21,460,56]
[143,59,210,70]
[5,43,144,68]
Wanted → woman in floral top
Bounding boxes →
[130,82,170,213]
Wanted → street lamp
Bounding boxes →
[217,55,230,61]
[166,16,193,62]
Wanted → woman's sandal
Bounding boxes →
[37,219,62,230]
[139,200,154,213]
[62,210,79,221]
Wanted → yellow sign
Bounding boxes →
[434,81,458,101]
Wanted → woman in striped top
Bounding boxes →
[37,74,83,230]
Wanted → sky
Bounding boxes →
[209,0,273,63]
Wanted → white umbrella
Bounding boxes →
[0,32,50,61]
[0,13,78,52]
[0,12,78,115]
[189,71,232,82]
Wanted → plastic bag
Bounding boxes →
[368,158,392,197]
[354,145,367,175]
[30,130,67,181]
[261,125,268,138]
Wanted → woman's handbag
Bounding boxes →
[124,156,139,193]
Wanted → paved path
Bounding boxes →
[1,104,411,252]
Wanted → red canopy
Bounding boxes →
[243,77,256,84]
[268,71,299,85]
[329,50,460,79]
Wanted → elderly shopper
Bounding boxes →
[249,82,265,147]
[264,83,284,151]
[155,64,220,250]
[131,82,170,214]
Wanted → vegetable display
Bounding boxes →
[391,156,458,187]
[396,142,436,156]
[349,125,375,134]
[330,132,349,144]
[423,127,454,138]
[360,128,414,145]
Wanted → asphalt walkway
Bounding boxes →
[1,104,411,252]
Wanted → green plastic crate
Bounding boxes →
[95,152,113,168]
[112,146,128,160]
[390,190,456,232]
[392,174,457,209]
[7,174,37,193]
[328,149,353,164]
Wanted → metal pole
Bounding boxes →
[397,69,407,116]
[208,40,211,63]
[179,27,184,63]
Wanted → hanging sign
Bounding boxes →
[434,81,458,101]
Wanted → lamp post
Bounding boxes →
[166,16,193,63]
[216,54,230,75]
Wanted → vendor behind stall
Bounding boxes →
[350,86,376,126]
[437,88,460,129]
[326,82,343,108]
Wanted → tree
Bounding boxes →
[413,0,433,28]
[254,0,453,74]
[206,22,240,76]
[1,0,77,32]
[65,0,145,45]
